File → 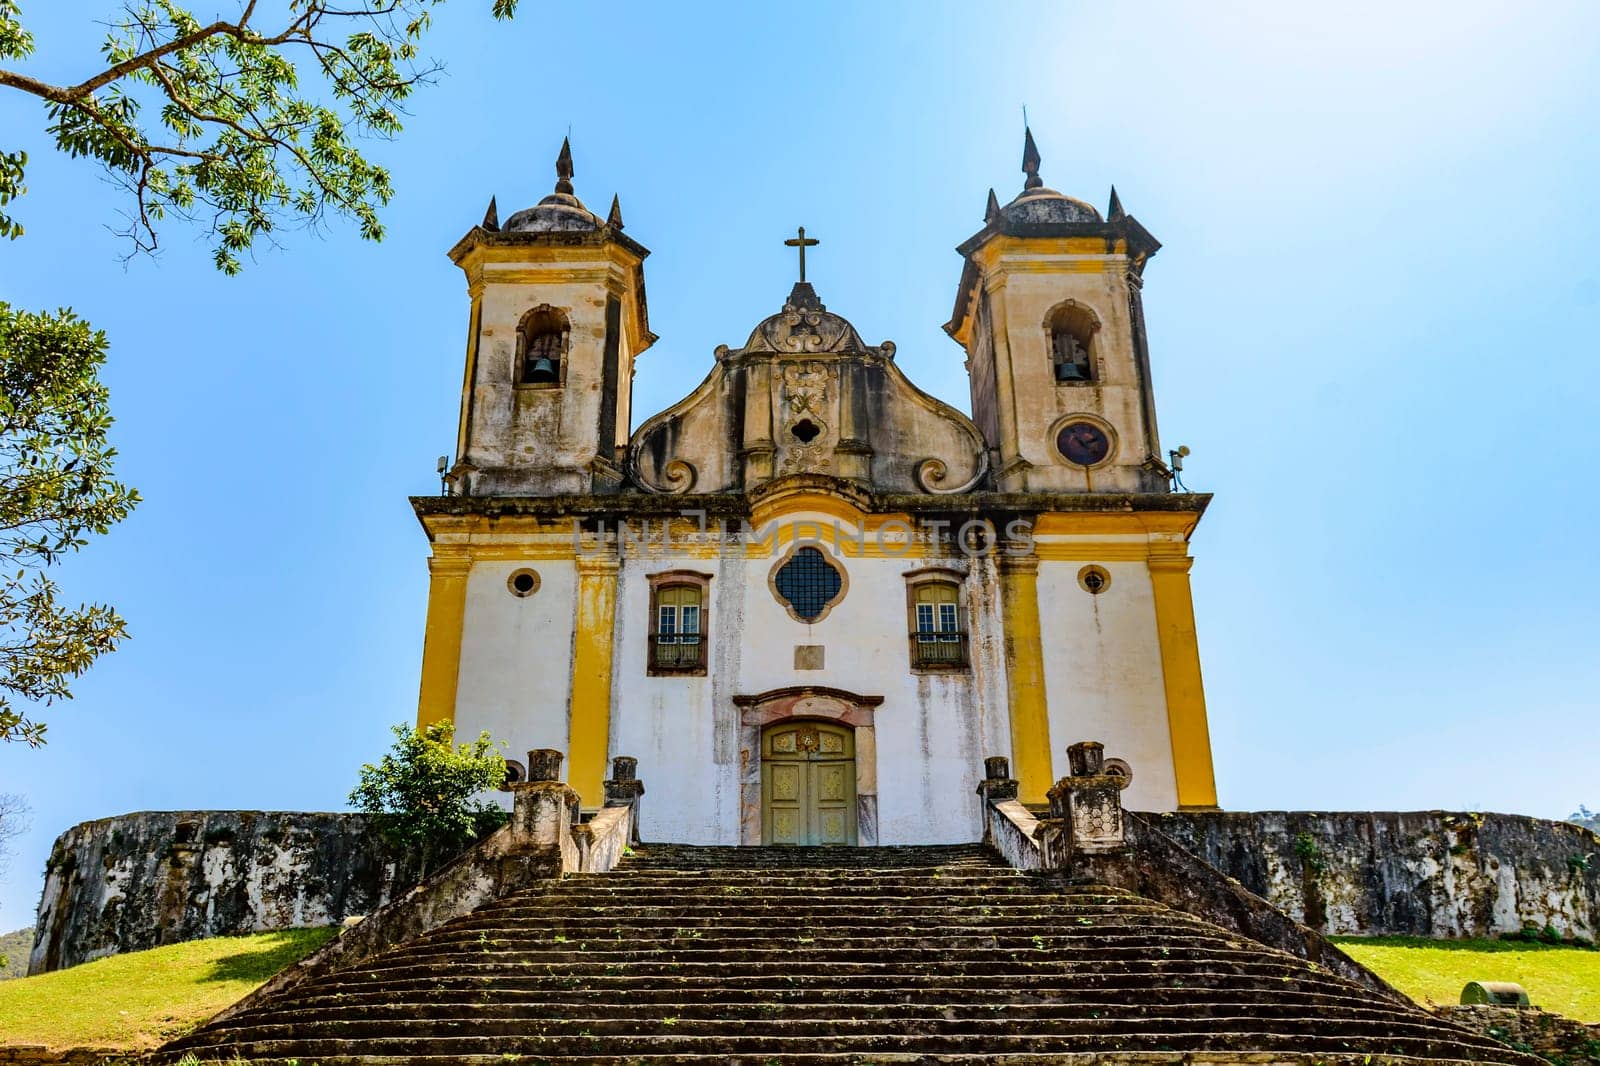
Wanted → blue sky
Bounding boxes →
[1,1,1598,929]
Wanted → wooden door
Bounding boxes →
[761,721,857,846]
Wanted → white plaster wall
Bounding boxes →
[732,520,991,844]
[604,517,1004,845]
[453,559,578,793]
[449,523,1180,842]
[608,545,742,844]
[1035,558,1179,810]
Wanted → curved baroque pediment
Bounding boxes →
[629,286,989,497]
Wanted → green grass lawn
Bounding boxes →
[1336,936,1600,1022]
[0,927,335,1050]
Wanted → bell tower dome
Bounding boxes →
[446,139,655,496]
[946,129,1166,494]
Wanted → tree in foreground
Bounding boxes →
[350,721,508,877]
[0,1,520,743]
[0,306,139,746]
[0,0,518,272]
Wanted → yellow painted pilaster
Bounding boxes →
[416,551,472,729]
[997,552,1053,805]
[569,552,620,807]
[1148,553,1219,809]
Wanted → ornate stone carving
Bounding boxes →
[660,459,697,494]
[627,284,988,496]
[782,362,830,416]
[915,454,989,495]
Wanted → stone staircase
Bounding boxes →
[165,843,1536,1064]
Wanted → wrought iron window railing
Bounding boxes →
[909,630,969,669]
[649,632,706,673]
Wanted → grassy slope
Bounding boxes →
[1336,936,1600,1022]
[0,928,32,979]
[0,928,335,1049]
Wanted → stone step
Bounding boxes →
[229,993,1416,1022]
[300,947,1324,973]
[147,1058,1515,1066]
[433,910,1212,930]
[168,1031,1516,1060]
[353,942,1305,968]
[271,971,1358,1007]
[622,844,996,862]
[198,1014,1489,1046]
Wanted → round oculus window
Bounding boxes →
[507,569,541,597]
[1056,420,1111,466]
[1078,565,1111,595]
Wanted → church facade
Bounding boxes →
[413,133,1218,847]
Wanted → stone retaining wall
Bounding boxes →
[29,811,418,975]
[29,807,1600,974]
[1155,810,1600,940]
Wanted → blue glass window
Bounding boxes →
[774,547,842,622]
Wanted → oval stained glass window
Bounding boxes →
[773,546,843,622]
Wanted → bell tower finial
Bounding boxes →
[555,137,575,195]
[1022,127,1043,190]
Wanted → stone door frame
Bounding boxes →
[733,686,884,846]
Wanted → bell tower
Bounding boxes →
[446,139,655,496]
[946,130,1167,494]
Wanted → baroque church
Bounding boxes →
[413,131,1218,847]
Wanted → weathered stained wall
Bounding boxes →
[1154,810,1600,940]
[29,811,418,975]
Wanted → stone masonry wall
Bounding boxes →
[29,811,419,975]
[1154,811,1600,940]
[28,808,1599,975]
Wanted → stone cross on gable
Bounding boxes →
[784,226,819,282]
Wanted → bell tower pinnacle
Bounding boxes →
[946,129,1166,494]
[445,139,655,496]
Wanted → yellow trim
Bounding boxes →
[568,553,620,807]
[416,552,472,730]
[974,235,1129,265]
[1034,541,1151,562]
[1147,553,1219,809]
[1031,512,1202,537]
[749,487,868,529]
[997,553,1053,805]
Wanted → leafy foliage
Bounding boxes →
[349,721,508,876]
[0,307,138,746]
[0,0,518,272]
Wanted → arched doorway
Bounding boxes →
[734,686,883,847]
[762,720,856,845]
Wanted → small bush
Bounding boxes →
[349,722,509,877]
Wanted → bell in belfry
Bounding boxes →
[526,356,558,383]
[1055,359,1087,382]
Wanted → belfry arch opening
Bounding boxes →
[1046,301,1099,383]
[517,305,569,385]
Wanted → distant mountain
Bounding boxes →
[0,927,31,979]
[1570,806,1599,834]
